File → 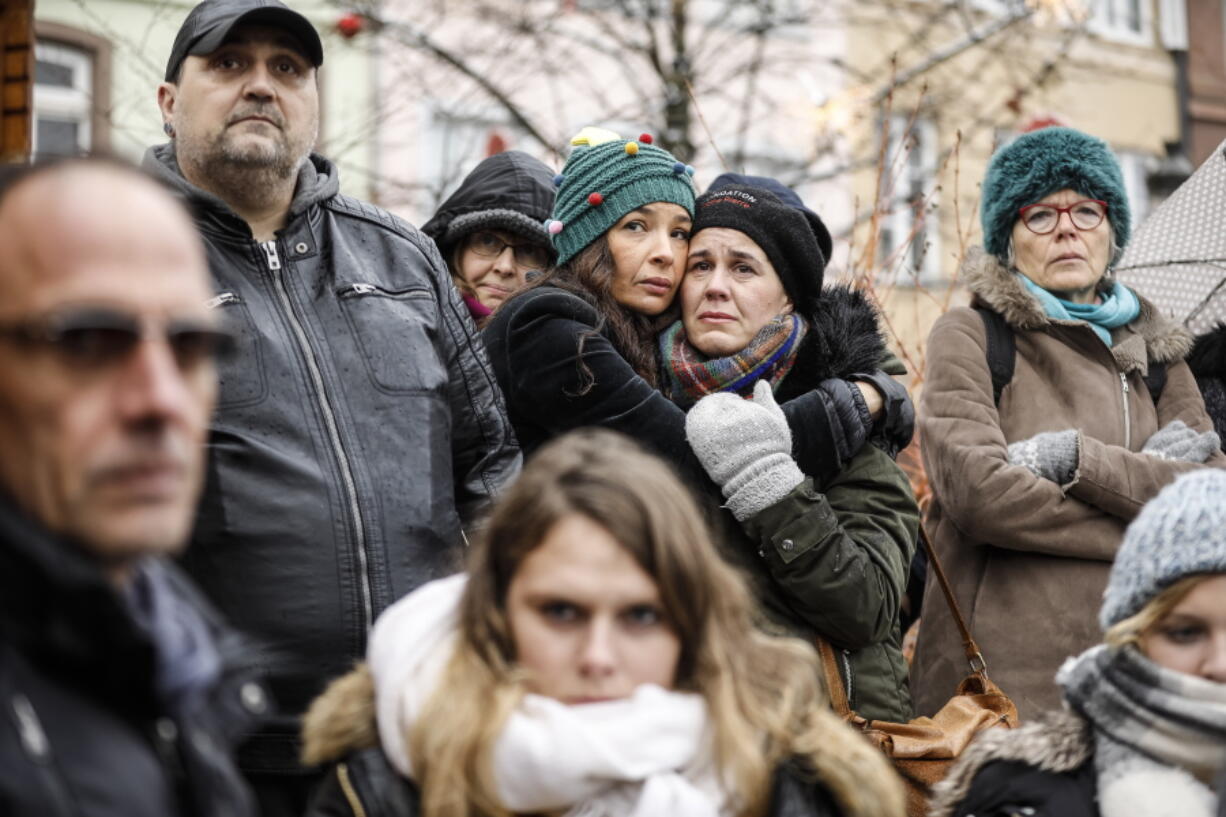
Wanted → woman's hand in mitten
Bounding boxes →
[685,380,805,521]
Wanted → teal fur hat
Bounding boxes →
[547,127,696,265]
[980,127,1130,260]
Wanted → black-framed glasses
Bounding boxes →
[464,231,550,269]
[1017,199,1108,235]
[0,306,236,370]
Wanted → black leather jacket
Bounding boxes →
[0,496,264,817]
[142,146,521,773]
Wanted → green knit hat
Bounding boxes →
[980,126,1130,260]
[546,127,696,265]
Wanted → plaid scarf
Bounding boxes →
[659,314,807,409]
[1058,644,1226,816]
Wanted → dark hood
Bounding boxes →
[141,142,341,238]
[421,150,557,256]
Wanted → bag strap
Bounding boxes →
[975,306,1014,407]
[918,524,988,675]
[815,638,853,718]
[815,524,991,719]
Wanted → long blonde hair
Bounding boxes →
[408,429,904,817]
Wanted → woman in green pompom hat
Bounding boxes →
[911,125,1225,722]
[482,127,901,495]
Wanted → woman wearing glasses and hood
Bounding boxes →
[422,151,556,327]
[909,126,1226,722]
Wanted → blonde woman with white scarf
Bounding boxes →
[300,429,904,817]
[930,468,1226,817]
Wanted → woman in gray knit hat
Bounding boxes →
[930,467,1226,817]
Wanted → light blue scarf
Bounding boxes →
[1017,273,1141,347]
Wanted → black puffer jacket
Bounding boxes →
[142,146,522,773]
[1189,322,1226,444]
[0,495,265,817]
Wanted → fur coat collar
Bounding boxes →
[961,248,1192,373]
[927,710,1093,817]
[782,283,891,394]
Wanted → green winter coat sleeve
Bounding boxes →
[741,444,919,648]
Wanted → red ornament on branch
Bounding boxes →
[336,12,364,39]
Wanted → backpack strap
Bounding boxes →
[975,306,1015,407]
[1143,362,1167,404]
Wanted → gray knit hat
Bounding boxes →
[1100,468,1226,629]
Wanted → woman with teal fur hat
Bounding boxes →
[910,126,1226,721]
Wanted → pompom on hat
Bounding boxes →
[980,126,1130,261]
[549,126,696,265]
[1100,468,1226,630]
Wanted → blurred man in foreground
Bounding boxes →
[0,158,263,817]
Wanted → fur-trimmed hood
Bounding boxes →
[961,247,1192,371]
[300,664,379,768]
[788,283,891,389]
[927,710,1092,817]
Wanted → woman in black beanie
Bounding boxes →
[677,183,920,722]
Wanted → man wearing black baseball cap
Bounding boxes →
[143,2,521,814]
[163,0,323,84]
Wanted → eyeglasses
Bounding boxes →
[464,231,551,270]
[1017,199,1108,235]
[0,307,237,370]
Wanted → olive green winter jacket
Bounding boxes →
[738,443,919,723]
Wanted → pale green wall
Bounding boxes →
[35,0,377,199]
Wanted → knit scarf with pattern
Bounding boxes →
[1058,644,1226,817]
[659,314,808,409]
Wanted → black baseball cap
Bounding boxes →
[164,0,324,82]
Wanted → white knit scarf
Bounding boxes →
[367,574,734,817]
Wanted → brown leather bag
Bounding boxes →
[816,525,1019,817]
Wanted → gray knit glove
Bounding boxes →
[1141,420,1220,463]
[1007,429,1080,485]
[686,380,805,522]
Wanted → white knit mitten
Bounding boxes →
[685,380,805,521]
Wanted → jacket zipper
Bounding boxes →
[263,239,375,633]
[1119,372,1131,450]
[840,649,854,710]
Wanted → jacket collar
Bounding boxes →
[963,247,1192,369]
[792,283,890,382]
[141,143,341,239]
[0,492,161,718]
[927,710,1093,817]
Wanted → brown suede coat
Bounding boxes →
[910,250,1226,720]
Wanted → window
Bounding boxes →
[33,40,93,157]
[879,116,942,285]
[1115,149,1150,230]
[421,110,522,208]
[1089,0,1152,45]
